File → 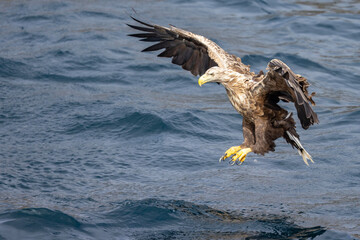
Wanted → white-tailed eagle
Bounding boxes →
[128,17,319,166]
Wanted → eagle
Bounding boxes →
[127,17,319,166]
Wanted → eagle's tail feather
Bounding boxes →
[286,130,314,166]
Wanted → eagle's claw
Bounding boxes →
[220,146,252,165]
[229,148,252,166]
[219,146,242,162]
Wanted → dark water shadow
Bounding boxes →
[0,201,356,240]
[100,199,334,240]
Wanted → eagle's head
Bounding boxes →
[198,67,237,86]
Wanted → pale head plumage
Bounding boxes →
[198,67,224,85]
[198,67,250,88]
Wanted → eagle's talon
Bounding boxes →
[236,160,244,165]
[220,146,242,163]
[229,148,252,166]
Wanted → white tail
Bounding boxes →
[286,131,314,166]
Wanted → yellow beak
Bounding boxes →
[198,74,210,86]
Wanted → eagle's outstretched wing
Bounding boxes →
[266,59,319,129]
[127,17,250,76]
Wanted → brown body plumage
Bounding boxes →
[128,17,319,165]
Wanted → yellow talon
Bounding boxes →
[230,148,252,165]
[219,146,242,162]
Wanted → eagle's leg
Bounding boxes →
[250,118,278,155]
[219,119,255,165]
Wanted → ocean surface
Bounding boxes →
[0,0,359,239]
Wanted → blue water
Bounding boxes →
[0,0,359,239]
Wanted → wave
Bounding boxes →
[100,198,330,239]
[0,200,356,240]
[0,56,129,84]
[0,57,36,80]
[61,108,230,142]
[63,109,170,137]
[79,10,121,20]
[0,208,81,229]
[0,208,80,234]
[0,208,89,240]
